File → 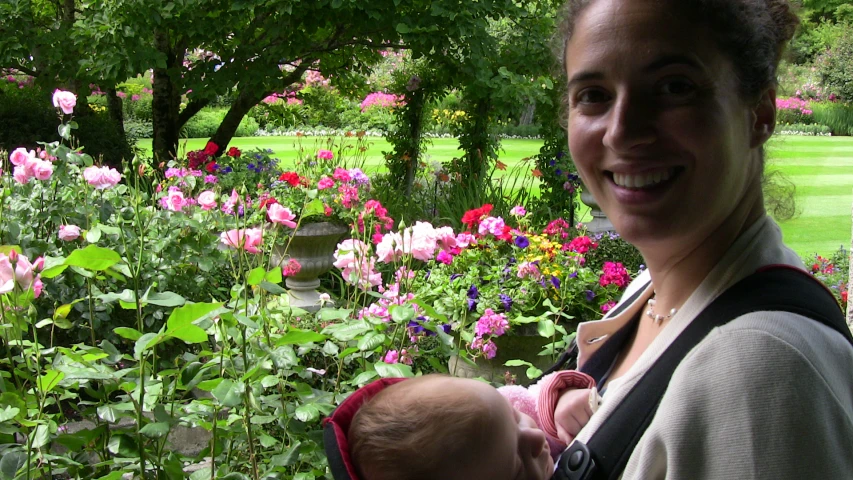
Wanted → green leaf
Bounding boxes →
[526,366,543,379]
[139,422,170,438]
[246,266,265,286]
[265,267,282,284]
[339,347,360,359]
[64,245,122,271]
[86,225,102,244]
[276,329,327,345]
[350,370,379,386]
[270,346,298,369]
[318,308,352,321]
[374,362,414,378]
[294,403,320,422]
[95,472,127,480]
[357,332,386,352]
[145,291,185,307]
[31,424,51,449]
[389,304,416,323]
[37,370,64,393]
[114,327,143,341]
[537,319,556,338]
[0,406,19,422]
[396,22,411,33]
[321,320,372,341]
[211,379,244,407]
[302,198,325,218]
[134,332,160,359]
[259,281,287,294]
[270,441,301,466]
[0,451,26,479]
[259,433,278,448]
[165,302,221,344]
[40,264,68,279]
[504,359,533,367]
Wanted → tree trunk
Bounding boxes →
[206,64,310,155]
[105,86,125,139]
[519,101,535,126]
[403,91,425,198]
[151,30,184,164]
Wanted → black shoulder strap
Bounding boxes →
[555,267,852,480]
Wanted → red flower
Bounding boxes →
[496,224,513,242]
[279,171,301,187]
[258,197,279,210]
[227,146,241,157]
[324,204,333,216]
[461,204,494,230]
[841,290,848,304]
[204,141,219,156]
[205,161,217,173]
[566,235,597,254]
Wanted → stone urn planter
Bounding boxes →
[579,185,615,233]
[271,221,348,312]
[448,325,557,386]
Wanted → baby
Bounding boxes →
[346,372,599,480]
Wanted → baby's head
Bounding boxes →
[348,375,554,480]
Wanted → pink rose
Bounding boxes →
[52,89,77,115]
[333,239,370,271]
[267,203,297,228]
[220,228,263,254]
[31,159,53,181]
[376,232,404,264]
[163,190,185,211]
[197,190,217,210]
[83,166,122,189]
[13,165,30,184]
[58,225,81,241]
[434,226,457,252]
[9,148,31,166]
[0,254,13,294]
[317,149,334,160]
[408,221,437,262]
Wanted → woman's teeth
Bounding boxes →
[612,168,676,189]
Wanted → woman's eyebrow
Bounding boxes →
[566,71,604,90]
[643,54,704,73]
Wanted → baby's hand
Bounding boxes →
[554,388,596,444]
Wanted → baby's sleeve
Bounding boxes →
[534,370,597,439]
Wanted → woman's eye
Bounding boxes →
[576,89,611,104]
[659,79,696,96]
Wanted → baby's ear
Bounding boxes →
[750,88,776,148]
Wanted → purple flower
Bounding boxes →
[467,298,477,311]
[585,290,595,302]
[467,285,479,299]
[500,294,513,311]
[549,159,556,166]
[450,273,462,282]
[557,151,565,159]
[555,169,563,176]
[514,236,529,249]
[551,276,561,289]
[569,272,578,279]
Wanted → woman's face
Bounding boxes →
[565,0,772,251]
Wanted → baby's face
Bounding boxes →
[448,378,555,480]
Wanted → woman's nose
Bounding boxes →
[602,93,657,153]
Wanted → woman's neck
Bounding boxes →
[638,197,766,319]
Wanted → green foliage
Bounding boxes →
[299,86,359,129]
[810,101,853,135]
[182,108,259,138]
[814,24,853,101]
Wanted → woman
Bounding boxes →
[551,0,853,478]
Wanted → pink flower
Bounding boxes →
[383,350,400,364]
[599,261,631,288]
[434,226,457,252]
[13,165,30,184]
[58,225,81,241]
[31,160,53,181]
[204,175,218,184]
[197,190,217,210]
[517,261,542,280]
[317,177,335,190]
[0,254,13,294]
[455,232,475,248]
[333,167,351,183]
[471,337,498,359]
[282,258,301,277]
[317,149,334,160]
[220,228,263,254]
[478,216,506,237]
[341,257,382,290]
[376,232,404,263]
[83,166,121,189]
[475,308,509,337]
[267,203,297,228]
[0,252,43,298]
[9,148,31,166]
[333,239,370,270]
[162,189,186,211]
[408,221,437,262]
[510,206,527,216]
[436,250,453,265]
[601,300,617,313]
[52,89,77,114]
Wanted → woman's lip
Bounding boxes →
[605,168,683,205]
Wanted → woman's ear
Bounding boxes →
[750,88,776,148]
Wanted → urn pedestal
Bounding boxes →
[271,222,348,312]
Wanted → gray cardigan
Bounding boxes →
[571,216,853,479]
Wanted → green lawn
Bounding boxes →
[138,135,853,256]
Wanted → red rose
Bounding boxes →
[227,147,241,158]
[258,197,279,210]
[204,141,219,156]
[205,162,217,173]
[279,171,301,187]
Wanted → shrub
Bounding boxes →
[775,97,815,125]
[124,94,153,122]
[181,107,259,138]
[811,101,853,136]
[774,123,832,136]
[124,118,154,142]
[815,24,853,102]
